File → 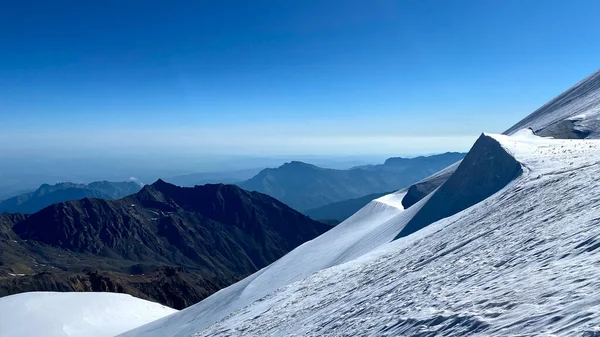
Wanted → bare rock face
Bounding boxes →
[2,181,330,309]
[396,134,522,239]
[401,163,460,209]
[536,118,592,139]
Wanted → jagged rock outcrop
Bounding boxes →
[396,134,522,239]
[401,162,460,209]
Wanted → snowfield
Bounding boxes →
[0,292,177,337]
[123,131,600,336]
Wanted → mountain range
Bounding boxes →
[164,168,262,187]
[238,152,466,211]
[119,69,600,337]
[0,180,329,309]
[0,180,143,214]
[4,70,600,337]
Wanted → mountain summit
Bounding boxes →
[238,153,465,211]
[0,180,142,214]
[1,181,329,309]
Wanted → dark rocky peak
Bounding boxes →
[396,133,523,239]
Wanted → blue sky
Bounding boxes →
[1,0,600,158]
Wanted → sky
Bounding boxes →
[1,0,600,164]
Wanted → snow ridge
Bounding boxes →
[177,133,600,337]
[506,69,600,137]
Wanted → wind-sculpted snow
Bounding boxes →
[0,292,177,337]
[147,132,600,337]
[506,69,600,138]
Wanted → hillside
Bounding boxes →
[0,180,142,214]
[238,152,465,211]
[0,181,329,309]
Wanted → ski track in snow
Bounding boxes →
[159,132,600,337]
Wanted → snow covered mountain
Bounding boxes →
[0,292,176,337]
[505,69,600,138]
[124,129,600,337]
[121,69,600,337]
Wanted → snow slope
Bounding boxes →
[120,189,430,336]
[0,292,177,337]
[155,132,600,337]
[506,69,600,138]
[121,133,526,337]
[123,70,600,337]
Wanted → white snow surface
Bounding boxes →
[126,132,600,336]
[0,292,177,337]
[506,69,600,137]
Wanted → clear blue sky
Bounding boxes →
[1,0,600,158]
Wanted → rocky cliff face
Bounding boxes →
[396,134,522,239]
[1,181,330,309]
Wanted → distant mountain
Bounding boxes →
[0,180,142,214]
[165,168,262,187]
[0,180,329,309]
[238,152,466,211]
[304,191,393,222]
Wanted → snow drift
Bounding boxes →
[0,292,177,337]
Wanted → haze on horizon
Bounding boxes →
[1,0,600,180]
